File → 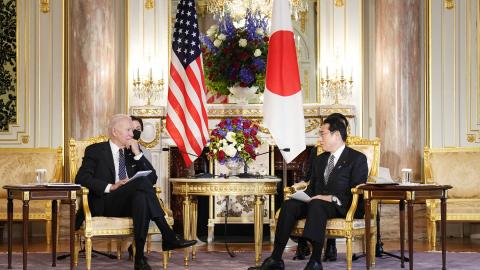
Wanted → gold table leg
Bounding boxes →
[191,199,198,259]
[254,195,264,266]
[183,195,191,266]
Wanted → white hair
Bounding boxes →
[108,114,131,137]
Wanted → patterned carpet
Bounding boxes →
[1,250,479,269]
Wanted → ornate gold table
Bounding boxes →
[170,177,280,266]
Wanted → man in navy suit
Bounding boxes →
[249,113,368,270]
[76,114,196,270]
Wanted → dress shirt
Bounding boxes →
[325,143,346,206]
[104,140,143,193]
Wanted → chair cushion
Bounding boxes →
[432,199,480,217]
[80,216,174,231]
[295,218,376,230]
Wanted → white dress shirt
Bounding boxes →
[104,140,143,193]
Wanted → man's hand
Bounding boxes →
[311,195,332,202]
[110,179,128,191]
[127,139,141,156]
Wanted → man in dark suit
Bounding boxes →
[249,113,368,270]
[75,114,196,270]
[294,113,351,262]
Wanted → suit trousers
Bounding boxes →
[275,199,341,248]
[103,177,172,254]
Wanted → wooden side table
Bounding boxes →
[358,183,452,270]
[4,184,81,270]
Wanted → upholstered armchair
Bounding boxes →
[282,136,380,270]
[0,147,63,245]
[424,146,480,250]
[69,136,173,269]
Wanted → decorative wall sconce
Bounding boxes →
[132,68,164,106]
[319,66,353,105]
[40,0,50,13]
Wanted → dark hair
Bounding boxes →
[323,113,348,141]
[130,115,144,131]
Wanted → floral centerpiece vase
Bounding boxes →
[200,10,268,104]
[207,117,261,178]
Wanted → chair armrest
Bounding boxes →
[78,187,93,232]
[345,187,361,222]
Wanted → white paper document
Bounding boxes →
[128,170,152,181]
[289,190,312,203]
[371,167,396,184]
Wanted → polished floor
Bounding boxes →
[0,235,479,254]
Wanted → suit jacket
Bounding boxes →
[75,141,158,216]
[304,146,368,216]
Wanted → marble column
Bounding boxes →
[375,0,422,180]
[68,0,124,139]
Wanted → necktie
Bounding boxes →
[118,149,127,180]
[324,154,335,184]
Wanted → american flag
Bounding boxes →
[166,0,209,167]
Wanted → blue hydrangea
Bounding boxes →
[252,58,265,72]
[239,68,255,85]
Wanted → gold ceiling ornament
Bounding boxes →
[205,0,308,21]
[444,0,455,10]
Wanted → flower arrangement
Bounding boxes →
[206,117,261,165]
[200,11,269,96]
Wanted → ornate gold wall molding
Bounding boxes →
[444,0,454,10]
[40,0,50,13]
[145,0,154,9]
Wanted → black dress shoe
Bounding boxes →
[247,256,285,270]
[162,236,197,251]
[303,260,323,270]
[323,239,337,262]
[134,258,152,270]
[293,241,311,260]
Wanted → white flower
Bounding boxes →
[239,38,248,47]
[206,25,218,37]
[255,28,264,36]
[224,144,238,157]
[237,144,244,151]
[217,33,226,41]
[226,131,236,143]
[213,39,222,47]
[254,49,262,57]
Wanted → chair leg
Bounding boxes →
[147,235,152,254]
[163,251,169,269]
[107,238,113,254]
[431,220,437,250]
[117,239,122,260]
[370,231,376,266]
[85,237,92,270]
[73,233,79,267]
[346,237,353,270]
[46,220,52,246]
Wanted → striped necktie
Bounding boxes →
[324,154,335,184]
[118,149,127,180]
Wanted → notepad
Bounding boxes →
[128,170,152,181]
[289,190,312,203]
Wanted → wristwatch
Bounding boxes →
[332,196,342,206]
